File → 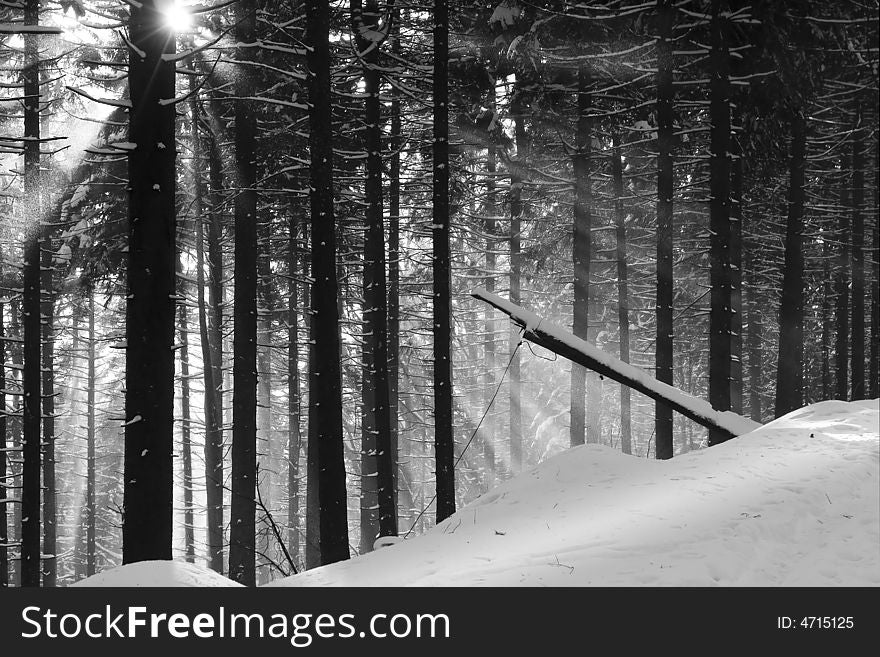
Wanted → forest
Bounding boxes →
[0,0,877,588]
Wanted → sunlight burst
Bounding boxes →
[161,1,193,32]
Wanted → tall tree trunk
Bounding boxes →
[123,0,176,564]
[353,0,396,549]
[482,139,497,489]
[708,0,732,444]
[654,0,675,460]
[774,113,807,417]
[192,93,224,574]
[611,134,632,455]
[306,0,349,565]
[432,0,455,523]
[256,210,274,585]
[229,0,258,586]
[510,92,526,473]
[287,211,301,562]
[388,2,402,517]
[570,64,592,448]
[729,109,743,415]
[41,214,55,587]
[20,0,42,588]
[834,152,850,399]
[178,277,195,563]
[87,292,96,576]
[0,300,6,587]
[850,105,865,400]
[821,239,833,399]
[871,155,879,398]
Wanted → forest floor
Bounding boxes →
[73,399,879,587]
[272,399,879,587]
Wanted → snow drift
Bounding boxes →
[72,560,242,587]
[271,400,880,587]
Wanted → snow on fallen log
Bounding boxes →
[472,288,761,441]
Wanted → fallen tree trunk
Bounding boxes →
[472,289,761,443]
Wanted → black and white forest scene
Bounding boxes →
[0,0,878,601]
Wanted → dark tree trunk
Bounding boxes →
[123,0,176,564]
[611,134,632,455]
[192,93,224,574]
[708,0,732,444]
[432,0,455,523]
[41,217,56,587]
[482,140,497,489]
[178,274,195,563]
[388,3,402,516]
[510,95,526,473]
[20,0,42,588]
[0,299,6,587]
[288,211,301,561]
[86,292,96,576]
[774,113,807,417]
[570,63,592,448]
[306,0,349,565]
[821,239,833,399]
[871,160,879,399]
[730,110,743,415]
[850,105,865,400]
[654,0,675,460]
[835,152,850,400]
[229,0,258,586]
[353,0,396,550]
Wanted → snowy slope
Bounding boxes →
[72,560,243,587]
[271,400,880,587]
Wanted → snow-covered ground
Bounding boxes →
[72,560,242,587]
[271,400,880,587]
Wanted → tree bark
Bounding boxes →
[774,113,807,417]
[510,92,526,473]
[708,0,733,444]
[834,152,850,399]
[178,272,194,563]
[123,0,177,564]
[571,64,592,448]
[655,0,675,460]
[86,292,95,576]
[611,134,632,455]
[432,0,455,523]
[306,0,350,566]
[850,104,865,400]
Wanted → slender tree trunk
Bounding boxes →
[353,0,396,548]
[482,140,497,489]
[287,211,301,562]
[611,134,632,455]
[775,113,807,417]
[871,156,879,398]
[306,0,349,565]
[708,0,732,444]
[87,292,96,576]
[433,0,455,523]
[850,105,865,400]
[571,64,592,448]
[730,109,743,415]
[0,300,6,587]
[510,94,526,473]
[178,277,195,563]
[655,0,675,460]
[229,0,258,586]
[835,152,850,399]
[192,93,224,574]
[41,217,55,587]
[821,239,833,399]
[123,0,176,564]
[388,3,402,516]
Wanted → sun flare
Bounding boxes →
[162,1,193,32]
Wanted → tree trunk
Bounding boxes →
[871,157,879,398]
[708,0,732,444]
[41,214,56,587]
[306,0,349,566]
[510,93,526,473]
[87,292,96,576]
[730,108,743,415]
[432,0,455,523]
[655,0,675,460]
[178,276,195,563]
[571,64,592,448]
[850,105,865,400]
[482,139,497,489]
[123,0,176,564]
[229,0,258,586]
[774,113,807,417]
[611,134,632,455]
[192,92,224,574]
[821,239,833,399]
[835,151,850,400]
[0,299,6,587]
[287,211,301,562]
